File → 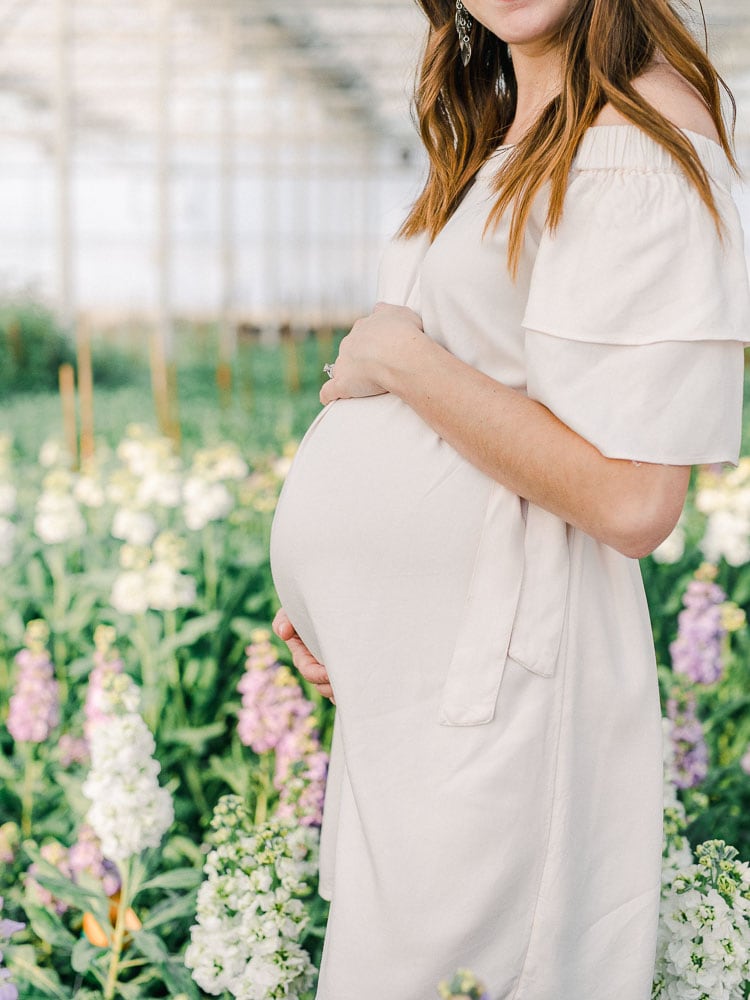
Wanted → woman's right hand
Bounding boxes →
[272,609,335,703]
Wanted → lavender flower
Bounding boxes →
[57,734,89,768]
[237,631,313,754]
[0,825,18,866]
[669,572,727,685]
[25,826,120,914]
[238,630,328,826]
[0,896,25,1000]
[25,840,73,915]
[68,823,121,897]
[275,719,328,829]
[667,691,708,790]
[7,621,59,744]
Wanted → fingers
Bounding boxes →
[272,608,334,702]
[272,608,295,641]
[286,633,330,685]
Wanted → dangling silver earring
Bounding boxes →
[455,0,473,67]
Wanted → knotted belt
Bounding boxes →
[438,492,571,726]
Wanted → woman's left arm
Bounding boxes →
[320,303,690,559]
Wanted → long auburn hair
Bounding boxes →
[399,0,736,275]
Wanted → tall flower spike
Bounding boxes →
[7,620,59,744]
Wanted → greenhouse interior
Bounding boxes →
[2,2,750,999]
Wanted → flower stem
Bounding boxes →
[20,742,36,837]
[254,752,275,826]
[133,615,159,733]
[104,859,131,1000]
[203,524,218,610]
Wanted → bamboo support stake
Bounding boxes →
[77,317,95,462]
[280,325,300,394]
[149,332,170,437]
[58,363,78,467]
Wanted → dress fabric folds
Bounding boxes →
[269,125,750,1000]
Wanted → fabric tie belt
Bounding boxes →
[438,487,571,726]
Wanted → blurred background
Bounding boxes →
[0,0,748,434]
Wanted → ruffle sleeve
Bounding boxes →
[521,126,750,466]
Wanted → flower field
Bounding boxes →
[1,349,750,999]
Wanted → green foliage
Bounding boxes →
[0,300,75,395]
[0,299,149,397]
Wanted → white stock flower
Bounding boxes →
[192,444,249,483]
[136,471,183,509]
[82,680,173,861]
[0,483,16,517]
[111,508,158,547]
[111,570,150,616]
[186,797,317,999]
[653,841,750,1000]
[652,521,686,565]
[35,488,86,545]
[0,518,15,568]
[38,439,72,469]
[700,509,750,567]
[183,477,233,531]
[74,474,106,509]
[145,561,196,611]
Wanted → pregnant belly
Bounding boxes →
[269,394,494,667]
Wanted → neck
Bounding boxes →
[506,41,564,138]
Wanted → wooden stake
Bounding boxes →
[166,360,181,448]
[281,324,300,394]
[216,361,232,408]
[58,363,78,468]
[77,317,95,463]
[149,330,170,436]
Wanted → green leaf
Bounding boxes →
[157,611,223,658]
[23,843,111,926]
[71,936,104,977]
[8,944,69,999]
[130,929,200,994]
[139,867,202,893]
[207,754,250,797]
[141,891,198,931]
[25,902,77,951]
[160,721,227,750]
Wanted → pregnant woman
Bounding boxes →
[270,0,750,997]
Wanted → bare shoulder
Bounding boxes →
[593,61,720,142]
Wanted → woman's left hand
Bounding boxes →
[320,303,425,405]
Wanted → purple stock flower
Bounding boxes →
[0,895,24,1000]
[237,631,313,753]
[25,841,73,915]
[7,622,59,744]
[667,691,709,789]
[238,629,328,826]
[669,578,727,685]
[25,825,120,915]
[58,734,89,768]
[275,720,328,828]
[68,823,121,897]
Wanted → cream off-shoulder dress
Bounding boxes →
[269,125,750,1000]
